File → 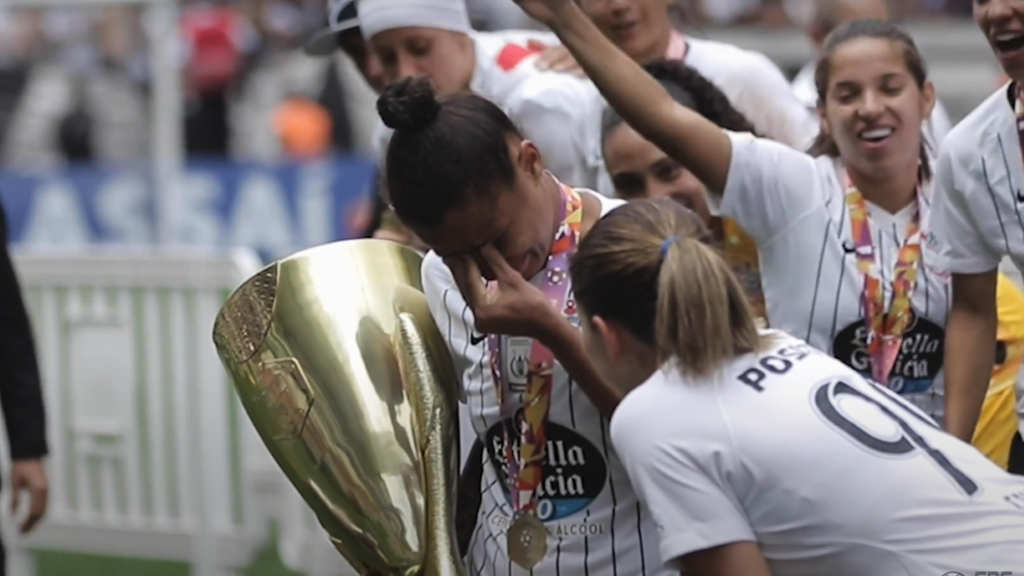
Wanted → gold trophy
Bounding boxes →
[212,239,467,576]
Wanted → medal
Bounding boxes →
[507,513,548,570]
[485,179,583,571]
[843,172,923,387]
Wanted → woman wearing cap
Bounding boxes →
[304,0,573,244]
[358,0,602,191]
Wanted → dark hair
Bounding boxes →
[808,18,932,179]
[811,1,844,38]
[601,59,758,145]
[570,199,764,378]
[377,76,523,230]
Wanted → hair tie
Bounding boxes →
[660,235,679,259]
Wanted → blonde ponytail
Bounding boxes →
[571,199,765,379]
[655,239,761,378]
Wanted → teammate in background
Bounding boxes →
[516,1,1016,448]
[988,275,1024,473]
[360,0,600,190]
[377,75,671,576]
[304,0,416,245]
[570,198,1024,575]
[600,57,1024,469]
[1016,371,1024,472]
[792,0,952,148]
[304,0,386,93]
[599,59,765,320]
[931,0,1024,455]
[534,0,816,196]
[523,4,956,418]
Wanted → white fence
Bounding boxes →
[0,248,352,576]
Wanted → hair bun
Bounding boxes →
[377,76,441,131]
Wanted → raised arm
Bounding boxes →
[946,271,999,441]
[515,0,732,193]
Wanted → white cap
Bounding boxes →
[358,0,471,40]
[304,0,360,57]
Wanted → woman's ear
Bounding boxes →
[517,140,543,180]
[816,102,830,138]
[921,79,936,120]
[591,315,623,363]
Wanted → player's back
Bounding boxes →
[617,332,1024,575]
[720,335,1024,574]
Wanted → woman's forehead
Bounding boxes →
[826,38,908,80]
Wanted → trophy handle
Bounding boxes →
[392,306,468,576]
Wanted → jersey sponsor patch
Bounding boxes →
[486,413,608,522]
[832,310,944,395]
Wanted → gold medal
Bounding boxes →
[507,513,548,570]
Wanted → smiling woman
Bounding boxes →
[513,4,967,426]
[807,22,933,183]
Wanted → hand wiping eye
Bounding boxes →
[445,245,557,339]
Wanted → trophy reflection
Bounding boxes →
[212,239,467,576]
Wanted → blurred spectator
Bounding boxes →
[181,1,258,157]
[0,0,983,171]
[697,0,763,25]
[57,80,95,164]
[273,94,332,159]
[0,7,147,169]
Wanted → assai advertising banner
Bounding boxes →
[0,155,377,261]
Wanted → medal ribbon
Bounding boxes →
[487,181,582,517]
[843,172,923,386]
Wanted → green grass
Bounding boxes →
[35,540,306,576]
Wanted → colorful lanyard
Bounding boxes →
[665,29,687,61]
[486,182,582,517]
[843,172,924,386]
[720,218,766,320]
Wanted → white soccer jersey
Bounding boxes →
[422,191,671,576]
[709,131,950,421]
[374,29,601,190]
[610,333,1024,576]
[590,36,817,196]
[791,61,953,150]
[933,83,1024,276]
[685,38,817,152]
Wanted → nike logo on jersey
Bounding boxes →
[470,333,487,346]
[841,240,856,255]
[1016,188,1024,203]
